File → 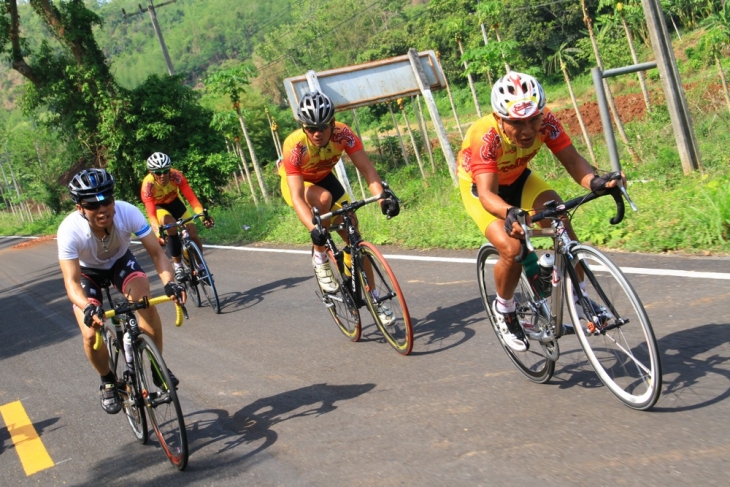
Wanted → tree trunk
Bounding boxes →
[235,106,269,203]
[621,15,651,111]
[415,95,436,172]
[388,102,410,166]
[716,53,730,114]
[580,0,641,164]
[350,110,367,199]
[235,139,259,206]
[479,23,493,86]
[493,29,511,73]
[441,64,464,139]
[562,64,597,166]
[398,101,428,182]
[457,39,482,118]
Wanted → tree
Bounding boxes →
[205,63,270,203]
[698,1,730,113]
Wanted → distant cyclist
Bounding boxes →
[141,152,214,283]
[278,90,399,320]
[58,168,185,414]
[457,72,622,352]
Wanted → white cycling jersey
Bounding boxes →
[57,200,151,269]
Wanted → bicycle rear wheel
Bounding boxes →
[477,244,556,383]
[565,245,662,410]
[320,248,361,341]
[358,242,413,355]
[181,247,202,308]
[102,323,147,443]
[188,241,220,314]
[136,334,188,470]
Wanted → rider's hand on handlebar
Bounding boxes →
[203,216,215,228]
[504,207,529,239]
[380,197,400,219]
[309,226,327,246]
[82,303,105,329]
[164,281,187,305]
[590,171,626,195]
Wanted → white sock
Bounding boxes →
[313,251,328,265]
[496,296,516,314]
[174,262,183,269]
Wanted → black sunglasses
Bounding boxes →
[81,198,114,210]
[303,124,330,134]
[152,169,170,175]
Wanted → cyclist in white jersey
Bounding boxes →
[57,169,186,414]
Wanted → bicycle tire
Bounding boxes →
[320,248,361,341]
[565,245,662,410]
[188,241,220,314]
[477,244,556,383]
[102,323,148,443]
[358,242,413,355]
[135,334,188,470]
[181,246,202,308]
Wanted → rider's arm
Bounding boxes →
[59,258,94,310]
[474,172,512,220]
[140,232,176,286]
[176,172,205,215]
[140,179,161,232]
[554,145,598,190]
[287,174,318,231]
[349,149,385,198]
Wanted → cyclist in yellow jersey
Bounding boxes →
[458,72,623,352]
[141,152,214,282]
[279,91,399,319]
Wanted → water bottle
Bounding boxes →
[537,252,555,297]
[342,247,352,277]
[521,251,543,296]
[123,331,134,367]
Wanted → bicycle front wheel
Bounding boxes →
[102,323,147,443]
[188,241,220,314]
[136,334,188,470]
[565,245,662,410]
[477,244,555,383]
[358,242,413,355]
[321,248,361,341]
[181,247,202,308]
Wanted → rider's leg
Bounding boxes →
[188,222,203,254]
[305,184,334,255]
[74,302,112,376]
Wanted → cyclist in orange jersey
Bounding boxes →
[141,152,214,283]
[458,72,623,352]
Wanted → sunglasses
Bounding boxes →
[303,124,330,134]
[152,169,170,175]
[81,197,115,210]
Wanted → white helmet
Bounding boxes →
[491,72,546,119]
[146,152,172,171]
[297,91,335,126]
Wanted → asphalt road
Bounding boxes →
[1,236,729,486]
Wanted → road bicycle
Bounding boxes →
[477,173,662,410]
[312,183,413,355]
[159,210,220,314]
[93,286,189,469]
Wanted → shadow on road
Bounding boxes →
[212,276,312,314]
[406,297,483,355]
[76,382,375,486]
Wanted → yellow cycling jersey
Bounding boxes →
[140,169,203,224]
[457,108,572,186]
[280,122,364,183]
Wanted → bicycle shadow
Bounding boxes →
[550,323,730,411]
[76,382,374,485]
[376,296,482,355]
[213,276,311,314]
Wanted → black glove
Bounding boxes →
[164,281,185,300]
[503,207,524,236]
[380,197,400,218]
[310,226,328,246]
[83,303,104,328]
[589,173,613,194]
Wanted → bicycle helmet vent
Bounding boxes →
[491,72,546,119]
[146,152,172,171]
[296,90,335,126]
[68,168,115,203]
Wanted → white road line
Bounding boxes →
[3,236,728,280]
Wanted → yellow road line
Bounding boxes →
[0,400,54,476]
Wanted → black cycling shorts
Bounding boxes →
[80,249,148,306]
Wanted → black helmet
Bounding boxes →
[297,90,335,126]
[68,169,115,204]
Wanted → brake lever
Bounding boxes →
[619,184,638,212]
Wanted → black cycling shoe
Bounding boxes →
[152,368,179,389]
[100,382,122,414]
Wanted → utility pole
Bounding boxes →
[123,1,177,76]
[640,0,701,173]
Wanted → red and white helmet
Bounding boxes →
[491,72,546,119]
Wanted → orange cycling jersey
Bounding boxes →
[140,169,203,224]
[280,122,364,183]
[457,108,572,186]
